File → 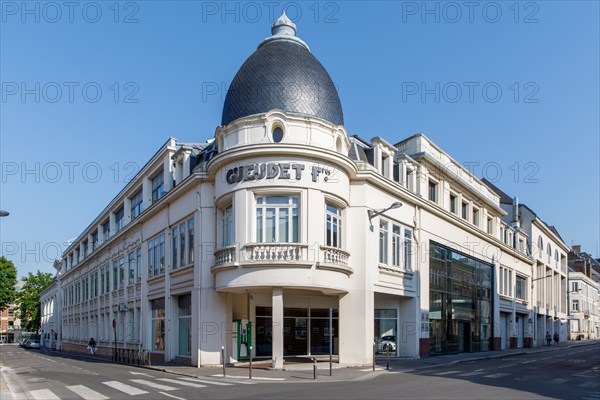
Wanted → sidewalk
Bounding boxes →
[42,340,600,383]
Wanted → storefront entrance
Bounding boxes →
[255,306,338,357]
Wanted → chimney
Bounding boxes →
[512,196,520,228]
[572,245,581,254]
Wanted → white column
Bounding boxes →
[272,288,284,369]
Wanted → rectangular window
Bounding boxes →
[188,219,194,264]
[151,171,165,203]
[119,257,125,286]
[180,222,186,267]
[171,227,178,269]
[115,207,125,231]
[461,202,468,220]
[82,240,88,259]
[222,205,234,247]
[256,196,299,243]
[379,220,388,264]
[112,260,118,291]
[487,217,493,234]
[105,268,110,292]
[450,194,457,214]
[148,238,155,277]
[100,269,105,294]
[102,220,110,241]
[151,298,165,352]
[572,300,579,312]
[8,308,14,317]
[392,225,401,267]
[472,207,479,226]
[128,251,135,285]
[150,233,165,275]
[428,180,438,203]
[571,282,580,292]
[404,228,413,270]
[130,190,143,220]
[325,204,342,248]
[91,231,98,251]
[136,248,142,282]
[515,275,527,301]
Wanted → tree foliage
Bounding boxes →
[16,271,54,333]
[0,257,18,311]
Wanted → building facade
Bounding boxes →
[568,245,600,340]
[41,16,570,367]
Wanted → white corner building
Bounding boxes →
[41,16,570,367]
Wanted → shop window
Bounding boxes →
[151,298,165,352]
[178,295,191,357]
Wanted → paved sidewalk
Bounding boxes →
[41,340,600,383]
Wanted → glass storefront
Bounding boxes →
[429,242,493,355]
[178,294,191,357]
[151,298,165,352]
[255,306,338,357]
[374,309,398,355]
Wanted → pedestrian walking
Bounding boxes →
[88,337,97,355]
[545,332,552,346]
[553,331,559,346]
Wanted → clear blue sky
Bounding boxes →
[1,1,598,277]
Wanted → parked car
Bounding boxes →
[379,335,397,353]
[19,339,29,348]
[27,340,41,349]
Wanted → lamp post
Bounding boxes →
[0,211,9,217]
[367,202,402,226]
[531,274,553,346]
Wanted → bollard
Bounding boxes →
[313,358,317,380]
[249,346,253,380]
[373,344,376,371]
[386,347,390,370]
[221,346,226,377]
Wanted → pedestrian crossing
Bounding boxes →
[22,374,257,400]
[425,368,600,387]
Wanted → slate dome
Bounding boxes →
[221,13,344,127]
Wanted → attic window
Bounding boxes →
[272,127,284,143]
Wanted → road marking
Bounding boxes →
[432,371,460,376]
[459,371,485,376]
[158,378,207,388]
[160,392,187,400]
[498,363,518,369]
[579,382,600,388]
[29,389,60,400]
[521,360,536,364]
[130,379,179,391]
[514,375,535,381]
[549,378,569,384]
[211,374,285,381]
[129,371,153,377]
[67,385,109,400]
[359,368,385,371]
[484,373,510,378]
[539,357,552,361]
[103,380,148,395]
[178,377,233,386]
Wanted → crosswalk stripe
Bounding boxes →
[579,382,600,388]
[550,378,569,384]
[67,385,109,400]
[484,373,510,378]
[158,378,207,388]
[459,371,485,376]
[212,374,285,381]
[130,379,179,391]
[29,389,60,400]
[432,371,460,376]
[178,377,233,386]
[103,380,148,395]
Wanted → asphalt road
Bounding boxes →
[1,344,599,400]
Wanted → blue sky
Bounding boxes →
[1,0,598,277]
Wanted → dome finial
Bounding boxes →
[272,11,297,36]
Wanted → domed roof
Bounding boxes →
[221,13,344,127]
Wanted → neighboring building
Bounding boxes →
[1,281,23,343]
[40,260,63,349]
[41,16,569,367]
[483,180,570,347]
[568,245,600,340]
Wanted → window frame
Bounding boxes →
[255,195,299,243]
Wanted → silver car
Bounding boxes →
[27,340,41,349]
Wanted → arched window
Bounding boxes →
[538,236,543,258]
[554,249,559,263]
[547,243,552,256]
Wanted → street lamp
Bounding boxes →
[0,210,9,217]
[367,202,403,223]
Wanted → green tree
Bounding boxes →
[0,257,18,311]
[16,271,54,333]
